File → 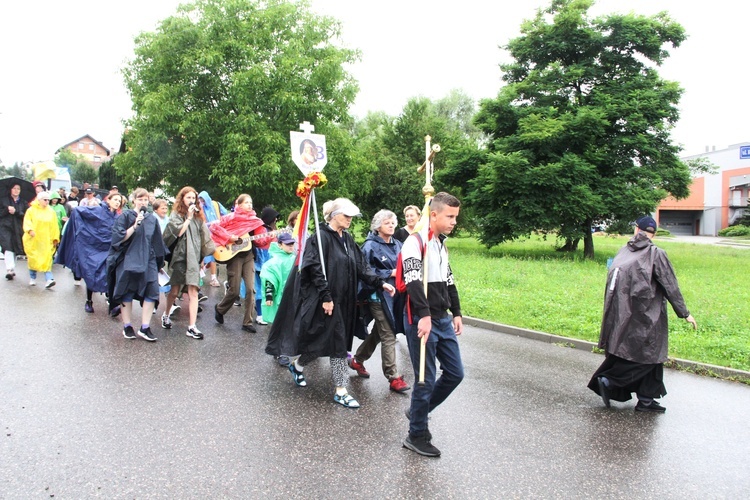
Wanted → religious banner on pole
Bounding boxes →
[290,121,327,175]
[289,121,328,268]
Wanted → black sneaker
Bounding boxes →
[404,408,432,441]
[635,400,666,413]
[5,272,12,280]
[138,327,157,342]
[122,326,136,339]
[198,292,208,303]
[403,433,441,457]
[597,377,611,408]
[84,301,94,313]
[187,326,204,339]
[161,313,172,329]
[214,305,224,324]
[233,299,241,307]
[241,324,257,333]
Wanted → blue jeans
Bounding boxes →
[29,270,53,281]
[405,315,464,436]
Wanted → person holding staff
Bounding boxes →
[401,192,464,457]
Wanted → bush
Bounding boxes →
[655,228,671,237]
[718,225,750,237]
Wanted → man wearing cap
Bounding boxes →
[79,188,98,207]
[588,215,697,413]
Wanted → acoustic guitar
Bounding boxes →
[213,229,291,262]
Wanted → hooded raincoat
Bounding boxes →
[259,241,296,323]
[598,232,690,365]
[22,200,60,272]
[56,204,118,293]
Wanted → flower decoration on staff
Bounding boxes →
[296,171,328,198]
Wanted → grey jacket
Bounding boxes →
[598,232,690,364]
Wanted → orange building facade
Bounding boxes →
[656,142,750,235]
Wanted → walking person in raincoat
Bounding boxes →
[258,231,297,324]
[588,216,697,413]
[161,186,215,340]
[22,191,60,288]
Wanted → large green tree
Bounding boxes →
[117,0,361,211]
[471,0,691,258]
[353,92,483,227]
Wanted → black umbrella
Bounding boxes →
[0,176,36,204]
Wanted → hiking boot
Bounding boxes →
[122,326,136,339]
[84,301,94,314]
[597,377,611,408]
[403,433,441,457]
[161,313,172,329]
[214,305,224,324]
[138,327,157,342]
[45,279,56,289]
[348,358,370,378]
[186,326,204,339]
[390,376,411,393]
[289,363,306,386]
[635,400,666,413]
[333,392,360,408]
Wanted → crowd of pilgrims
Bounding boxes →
[1,181,425,408]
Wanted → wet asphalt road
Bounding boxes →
[1,261,749,499]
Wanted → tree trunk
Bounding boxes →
[558,238,579,252]
[583,229,595,259]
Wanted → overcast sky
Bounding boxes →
[1,0,746,166]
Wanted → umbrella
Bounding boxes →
[31,161,57,180]
[0,176,36,204]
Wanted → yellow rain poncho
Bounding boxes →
[22,200,60,272]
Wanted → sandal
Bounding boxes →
[333,392,360,408]
[289,363,307,387]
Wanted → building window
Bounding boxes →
[93,156,101,162]
[78,143,84,149]
[89,144,94,151]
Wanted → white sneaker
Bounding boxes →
[169,304,181,317]
[256,315,268,325]
[29,278,36,286]
[45,279,56,289]
[74,280,82,286]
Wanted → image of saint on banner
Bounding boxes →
[290,131,327,175]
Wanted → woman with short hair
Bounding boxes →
[284,198,396,408]
[393,205,421,243]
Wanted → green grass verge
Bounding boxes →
[449,235,750,372]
